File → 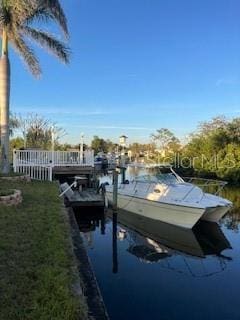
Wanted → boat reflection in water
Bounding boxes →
[74,208,232,277]
[116,210,232,277]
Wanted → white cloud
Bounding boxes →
[215,78,240,87]
[11,106,117,116]
[61,124,154,131]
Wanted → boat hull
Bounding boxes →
[201,205,230,223]
[106,192,205,229]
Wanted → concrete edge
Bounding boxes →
[68,207,110,320]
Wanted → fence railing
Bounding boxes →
[15,164,53,181]
[13,149,94,181]
[13,150,94,168]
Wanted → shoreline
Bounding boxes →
[68,207,110,320]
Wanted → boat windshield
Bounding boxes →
[135,173,179,184]
[156,173,179,184]
[135,175,159,183]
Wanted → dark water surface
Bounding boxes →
[74,178,240,320]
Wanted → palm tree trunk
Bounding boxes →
[0,29,10,174]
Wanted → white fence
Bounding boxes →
[13,149,94,181]
[15,165,53,181]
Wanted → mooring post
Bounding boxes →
[112,210,118,273]
[120,166,126,184]
[113,169,118,210]
[112,168,119,273]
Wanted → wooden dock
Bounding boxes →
[53,166,95,187]
[70,189,104,207]
[60,183,104,208]
[53,165,94,176]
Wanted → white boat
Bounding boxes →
[100,165,232,229]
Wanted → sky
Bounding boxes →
[10,0,240,145]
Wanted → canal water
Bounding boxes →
[74,169,240,320]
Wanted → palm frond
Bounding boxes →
[39,0,69,37]
[25,7,54,24]
[22,26,70,63]
[0,0,70,75]
[3,0,36,22]
[0,5,11,26]
[11,32,41,76]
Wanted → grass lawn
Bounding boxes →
[0,171,24,177]
[0,189,14,196]
[0,178,87,320]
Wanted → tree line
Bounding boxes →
[182,116,240,184]
[10,113,67,150]
[150,116,240,184]
[8,113,240,184]
[90,116,240,184]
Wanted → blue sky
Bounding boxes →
[11,0,240,144]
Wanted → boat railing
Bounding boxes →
[183,177,227,195]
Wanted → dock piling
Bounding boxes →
[112,210,118,274]
[112,170,118,210]
[120,166,126,184]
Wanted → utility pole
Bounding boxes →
[51,126,55,166]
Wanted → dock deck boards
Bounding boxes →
[53,166,94,175]
[69,189,104,207]
[60,182,104,208]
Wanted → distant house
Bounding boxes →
[119,135,128,147]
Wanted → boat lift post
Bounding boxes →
[112,210,118,273]
[112,169,118,210]
[113,166,127,209]
[119,166,126,184]
[112,169,119,273]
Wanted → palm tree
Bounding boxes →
[0,0,70,173]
